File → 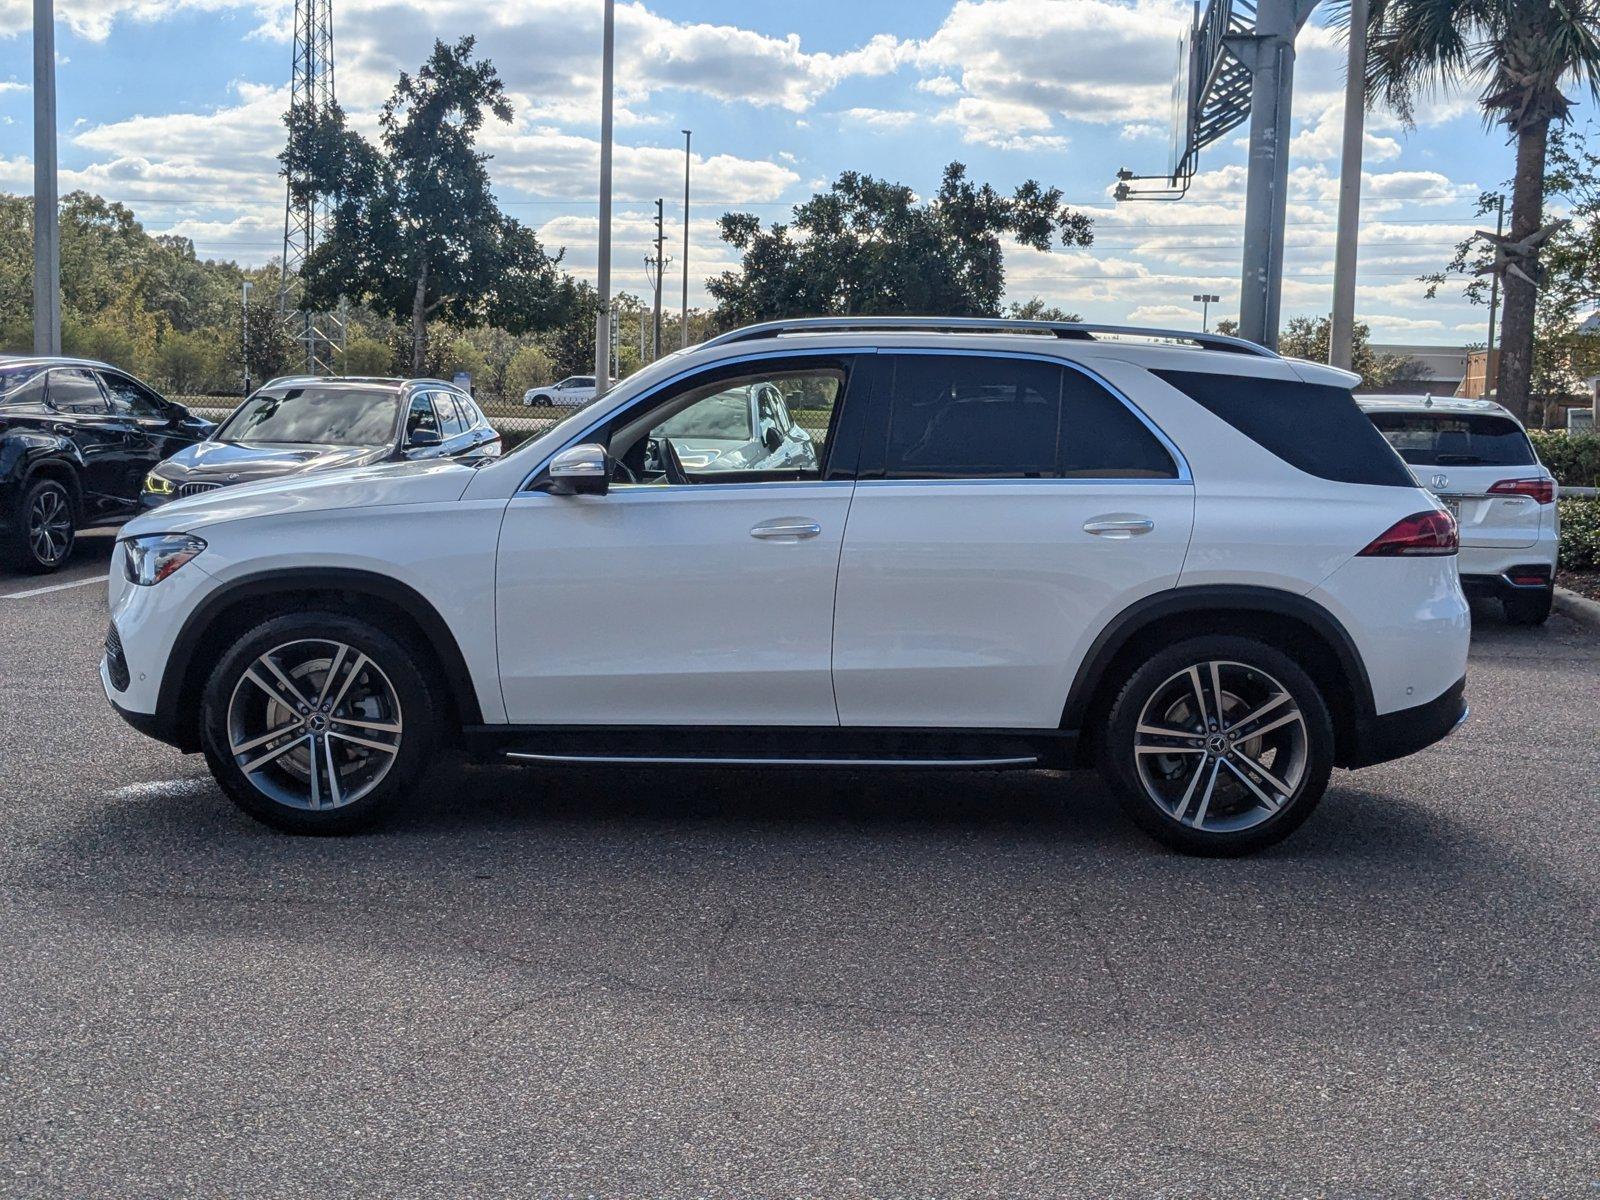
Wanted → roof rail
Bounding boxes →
[700,316,1278,358]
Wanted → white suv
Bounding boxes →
[523,375,602,407]
[1359,395,1558,625]
[102,318,1471,855]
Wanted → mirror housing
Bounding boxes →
[762,425,783,453]
[407,429,442,449]
[547,442,610,495]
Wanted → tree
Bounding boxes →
[707,163,1094,324]
[1218,315,1423,386]
[290,37,571,371]
[1006,297,1083,323]
[1340,0,1600,419]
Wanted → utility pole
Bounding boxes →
[652,197,665,360]
[241,280,253,395]
[681,130,692,351]
[32,0,60,356]
[1193,293,1220,332]
[593,0,616,392]
[1328,0,1368,371]
[1482,193,1505,399]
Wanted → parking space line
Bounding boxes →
[2,577,103,600]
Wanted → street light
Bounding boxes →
[32,0,60,355]
[1193,293,1220,332]
[681,129,691,351]
[241,280,253,396]
[592,0,615,393]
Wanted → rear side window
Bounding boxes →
[1367,412,1535,467]
[48,369,110,415]
[432,391,465,437]
[882,355,1177,480]
[1154,369,1413,487]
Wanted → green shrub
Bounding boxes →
[1558,496,1600,571]
[1531,430,1600,488]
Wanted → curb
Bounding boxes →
[1554,586,1600,631]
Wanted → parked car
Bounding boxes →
[142,377,500,509]
[0,356,213,573]
[644,379,817,475]
[102,317,1470,855]
[523,376,605,408]
[1359,395,1558,625]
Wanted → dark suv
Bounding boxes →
[0,357,213,573]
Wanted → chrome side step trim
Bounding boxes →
[505,751,1039,768]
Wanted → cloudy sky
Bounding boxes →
[0,0,1577,343]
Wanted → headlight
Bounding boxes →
[123,534,207,586]
[143,472,175,496]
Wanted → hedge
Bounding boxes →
[1530,431,1600,489]
[1559,497,1600,572]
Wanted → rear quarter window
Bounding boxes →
[1153,369,1413,487]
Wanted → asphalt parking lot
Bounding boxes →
[0,535,1595,1197]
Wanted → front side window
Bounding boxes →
[217,386,400,446]
[607,365,844,485]
[405,395,439,440]
[1368,412,1536,467]
[101,373,166,419]
[48,369,109,415]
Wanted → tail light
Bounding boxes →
[1487,477,1555,504]
[1358,510,1459,557]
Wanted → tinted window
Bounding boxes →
[656,390,752,440]
[432,391,465,437]
[1367,411,1535,467]
[217,386,399,446]
[0,366,47,407]
[405,395,439,440]
[886,355,1060,478]
[101,372,166,419]
[1154,369,1413,487]
[48,369,108,414]
[1060,370,1178,478]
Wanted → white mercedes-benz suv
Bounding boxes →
[102,318,1471,855]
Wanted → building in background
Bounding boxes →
[1366,343,1467,397]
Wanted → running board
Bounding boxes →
[505,750,1039,769]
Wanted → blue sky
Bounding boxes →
[1,0,1583,344]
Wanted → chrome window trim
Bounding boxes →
[515,346,879,494]
[878,347,1193,485]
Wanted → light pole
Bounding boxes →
[680,130,691,351]
[592,0,615,392]
[1193,293,1220,332]
[241,280,253,395]
[1328,0,1368,371]
[32,0,60,355]
[651,197,665,360]
[1482,193,1505,399]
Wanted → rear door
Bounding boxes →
[1369,411,1545,547]
[831,351,1195,729]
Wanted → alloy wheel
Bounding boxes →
[225,638,403,811]
[28,488,72,566]
[1133,660,1308,833]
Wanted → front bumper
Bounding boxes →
[1343,675,1468,769]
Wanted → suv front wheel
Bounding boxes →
[200,611,441,834]
[3,477,76,574]
[1100,635,1334,856]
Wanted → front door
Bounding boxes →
[494,353,864,726]
[831,352,1196,729]
[46,368,149,519]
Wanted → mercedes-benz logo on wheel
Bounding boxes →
[1431,473,1449,489]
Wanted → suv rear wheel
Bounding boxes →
[3,477,76,574]
[1502,587,1553,626]
[199,611,441,834]
[1100,635,1334,856]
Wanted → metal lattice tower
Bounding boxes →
[278,0,343,375]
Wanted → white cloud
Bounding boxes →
[841,107,919,131]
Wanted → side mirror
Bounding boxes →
[546,442,610,496]
[762,425,783,453]
[408,429,442,449]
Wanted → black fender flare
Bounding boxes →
[1059,584,1377,732]
[154,567,483,750]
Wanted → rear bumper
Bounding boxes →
[1460,566,1553,602]
[1343,675,1468,769]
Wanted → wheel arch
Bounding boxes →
[20,448,85,511]
[1063,585,1376,769]
[159,568,482,753]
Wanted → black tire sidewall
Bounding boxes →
[200,610,440,834]
[1503,588,1553,625]
[1101,635,1335,856]
[5,478,75,574]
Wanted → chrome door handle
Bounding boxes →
[1083,516,1155,538]
[750,518,822,541]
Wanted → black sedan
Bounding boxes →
[143,377,500,508]
[0,356,214,573]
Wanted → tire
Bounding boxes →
[2,476,76,574]
[199,610,442,834]
[1099,635,1335,856]
[1502,587,1553,626]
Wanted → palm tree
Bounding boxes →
[1348,0,1600,419]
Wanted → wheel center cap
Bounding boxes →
[1207,734,1227,754]
[307,714,328,733]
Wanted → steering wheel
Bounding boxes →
[658,435,691,486]
[612,456,637,484]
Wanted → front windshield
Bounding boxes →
[216,386,400,446]
[655,389,753,440]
